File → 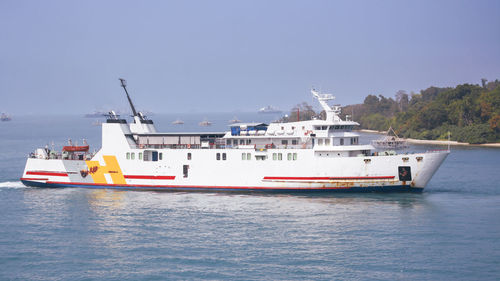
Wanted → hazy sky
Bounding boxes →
[1,0,499,114]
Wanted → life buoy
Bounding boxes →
[399,168,408,177]
[187,144,191,149]
[304,130,313,136]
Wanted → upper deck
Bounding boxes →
[113,88,374,154]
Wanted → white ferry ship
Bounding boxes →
[21,79,449,192]
[258,105,282,114]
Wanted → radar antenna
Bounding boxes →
[311,88,342,122]
[119,78,138,118]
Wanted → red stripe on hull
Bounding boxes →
[263,176,395,181]
[20,177,48,181]
[44,181,352,190]
[124,175,176,180]
[26,171,68,177]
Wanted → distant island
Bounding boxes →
[282,79,500,144]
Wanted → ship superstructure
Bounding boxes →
[21,80,448,192]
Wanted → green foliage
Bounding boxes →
[479,86,500,122]
[359,114,390,131]
[449,124,496,144]
[344,80,500,144]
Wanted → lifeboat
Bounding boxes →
[62,145,89,152]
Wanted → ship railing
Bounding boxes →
[29,151,95,161]
[135,144,242,150]
[132,143,311,150]
[135,144,220,149]
[425,149,451,153]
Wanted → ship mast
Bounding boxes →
[311,89,341,122]
[119,78,139,118]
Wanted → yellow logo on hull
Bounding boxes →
[86,156,126,185]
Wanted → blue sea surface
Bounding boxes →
[1,114,499,280]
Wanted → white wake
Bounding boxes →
[0,181,27,189]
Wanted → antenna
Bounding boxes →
[311,88,340,122]
[119,78,138,117]
[448,131,451,152]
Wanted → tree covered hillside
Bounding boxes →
[341,79,500,144]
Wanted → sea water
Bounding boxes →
[1,114,499,280]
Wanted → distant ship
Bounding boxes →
[1,113,12,121]
[84,111,107,118]
[258,105,282,114]
[140,110,154,117]
[172,119,184,125]
[199,119,212,126]
[92,120,102,126]
[228,117,242,124]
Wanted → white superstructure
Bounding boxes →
[21,82,449,192]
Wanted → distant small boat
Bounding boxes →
[258,105,282,114]
[84,111,107,118]
[172,119,184,125]
[199,119,212,126]
[141,110,154,117]
[372,126,409,149]
[228,117,241,124]
[1,113,12,121]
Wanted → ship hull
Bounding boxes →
[20,179,423,193]
[20,150,447,193]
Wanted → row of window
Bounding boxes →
[280,126,299,130]
[241,152,298,161]
[226,139,300,146]
[273,153,298,161]
[313,125,355,131]
[317,137,358,146]
[317,139,331,146]
[226,139,252,146]
[216,153,227,160]
[126,152,190,161]
[281,140,298,145]
[127,152,225,161]
[126,152,164,161]
[241,153,252,160]
[126,152,138,160]
[125,151,299,162]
